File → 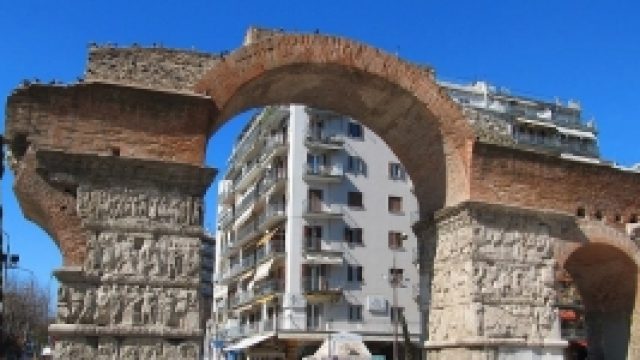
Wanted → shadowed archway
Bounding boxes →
[562,241,638,359]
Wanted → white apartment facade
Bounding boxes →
[212,105,422,359]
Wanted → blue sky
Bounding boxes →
[1,0,639,305]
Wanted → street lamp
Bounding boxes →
[385,233,409,360]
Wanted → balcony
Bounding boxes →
[254,278,285,300]
[303,164,343,183]
[217,180,235,205]
[234,187,259,227]
[305,132,344,151]
[256,239,286,264]
[234,160,265,193]
[261,135,288,164]
[302,240,344,265]
[220,317,284,341]
[302,276,343,300]
[302,201,343,220]
[257,203,286,232]
[218,208,235,230]
[236,219,260,249]
[259,172,287,198]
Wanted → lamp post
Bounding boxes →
[389,233,409,360]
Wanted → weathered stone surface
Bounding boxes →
[4,28,640,359]
[86,45,220,93]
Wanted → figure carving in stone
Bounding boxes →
[86,233,103,272]
[120,345,140,360]
[142,286,157,325]
[179,343,199,358]
[97,339,116,360]
[193,198,203,225]
[79,288,96,324]
[184,247,198,276]
[95,286,110,326]
[110,284,124,324]
[57,286,71,323]
[175,291,189,328]
[69,287,84,323]
[160,291,176,327]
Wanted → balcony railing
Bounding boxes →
[220,317,284,340]
[233,159,263,192]
[305,131,345,151]
[256,239,286,264]
[304,164,344,179]
[303,200,343,219]
[219,208,235,230]
[259,172,287,197]
[257,203,286,230]
[255,278,285,298]
[236,186,259,216]
[302,276,343,293]
[236,219,259,247]
[263,134,288,157]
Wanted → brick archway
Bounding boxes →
[194,33,475,216]
[556,222,640,359]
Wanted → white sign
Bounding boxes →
[367,295,387,313]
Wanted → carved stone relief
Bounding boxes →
[57,283,200,330]
[77,187,203,226]
[428,205,560,343]
[84,231,200,281]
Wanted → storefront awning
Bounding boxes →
[225,334,273,352]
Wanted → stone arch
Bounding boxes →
[195,33,475,216]
[556,222,640,359]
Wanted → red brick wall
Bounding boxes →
[6,83,212,166]
[471,142,640,224]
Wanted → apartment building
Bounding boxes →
[440,80,599,160]
[212,105,422,359]
[210,80,600,359]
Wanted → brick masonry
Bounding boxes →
[3,28,640,359]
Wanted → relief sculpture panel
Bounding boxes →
[77,187,203,227]
[428,204,561,342]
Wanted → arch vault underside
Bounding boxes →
[4,29,640,359]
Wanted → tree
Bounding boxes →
[1,274,53,358]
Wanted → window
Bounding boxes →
[344,227,363,245]
[347,156,366,174]
[348,122,363,138]
[349,305,363,321]
[304,226,322,251]
[348,191,363,208]
[388,231,405,249]
[308,189,323,212]
[347,265,363,282]
[388,162,405,180]
[388,196,403,213]
[390,306,404,323]
[389,268,404,285]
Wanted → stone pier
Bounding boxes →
[40,151,215,358]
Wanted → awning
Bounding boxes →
[515,117,556,128]
[556,126,596,139]
[257,229,277,246]
[559,309,577,321]
[254,259,275,283]
[225,334,273,352]
[305,332,372,359]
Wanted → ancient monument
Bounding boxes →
[3,28,640,359]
